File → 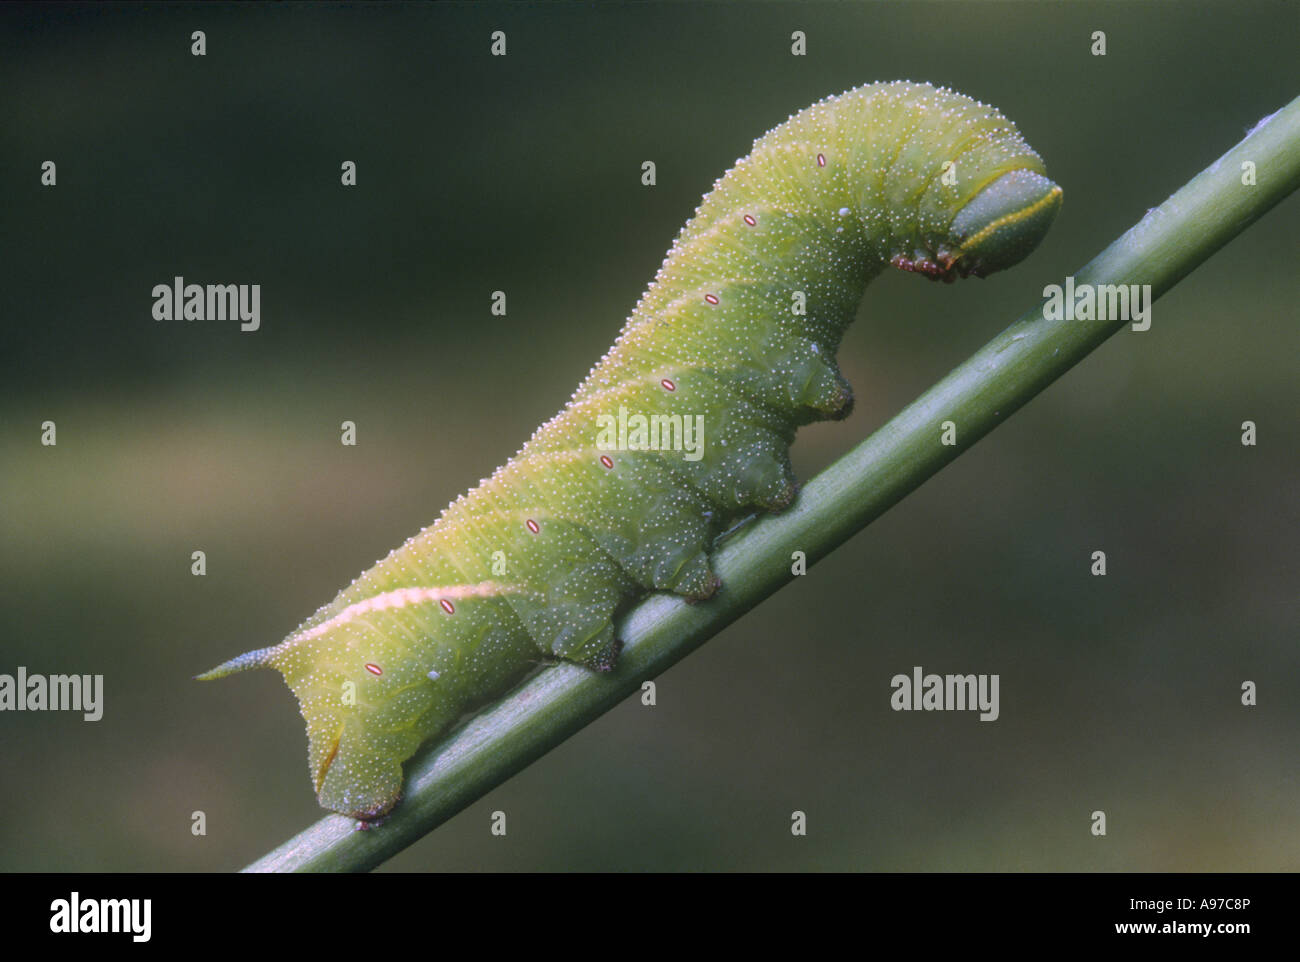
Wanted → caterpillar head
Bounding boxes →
[899,169,1062,282]
[946,169,1063,277]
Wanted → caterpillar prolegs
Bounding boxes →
[199,80,1062,820]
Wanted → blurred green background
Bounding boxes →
[1,2,1296,871]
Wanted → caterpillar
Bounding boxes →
[199,80,1062,820]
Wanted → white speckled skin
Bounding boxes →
[199,81,1061,820]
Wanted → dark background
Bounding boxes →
[1,2,1296,871]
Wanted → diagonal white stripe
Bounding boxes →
[294,582,522,643]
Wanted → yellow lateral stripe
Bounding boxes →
[957,185,1063,254]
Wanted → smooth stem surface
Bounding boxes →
[246,94,1300,872]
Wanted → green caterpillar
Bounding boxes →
[199,80,1062,820]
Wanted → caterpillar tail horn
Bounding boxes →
[195,645,278,681]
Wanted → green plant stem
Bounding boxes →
[246,94,1300,872]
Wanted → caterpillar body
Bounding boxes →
[199,80,1062,820]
